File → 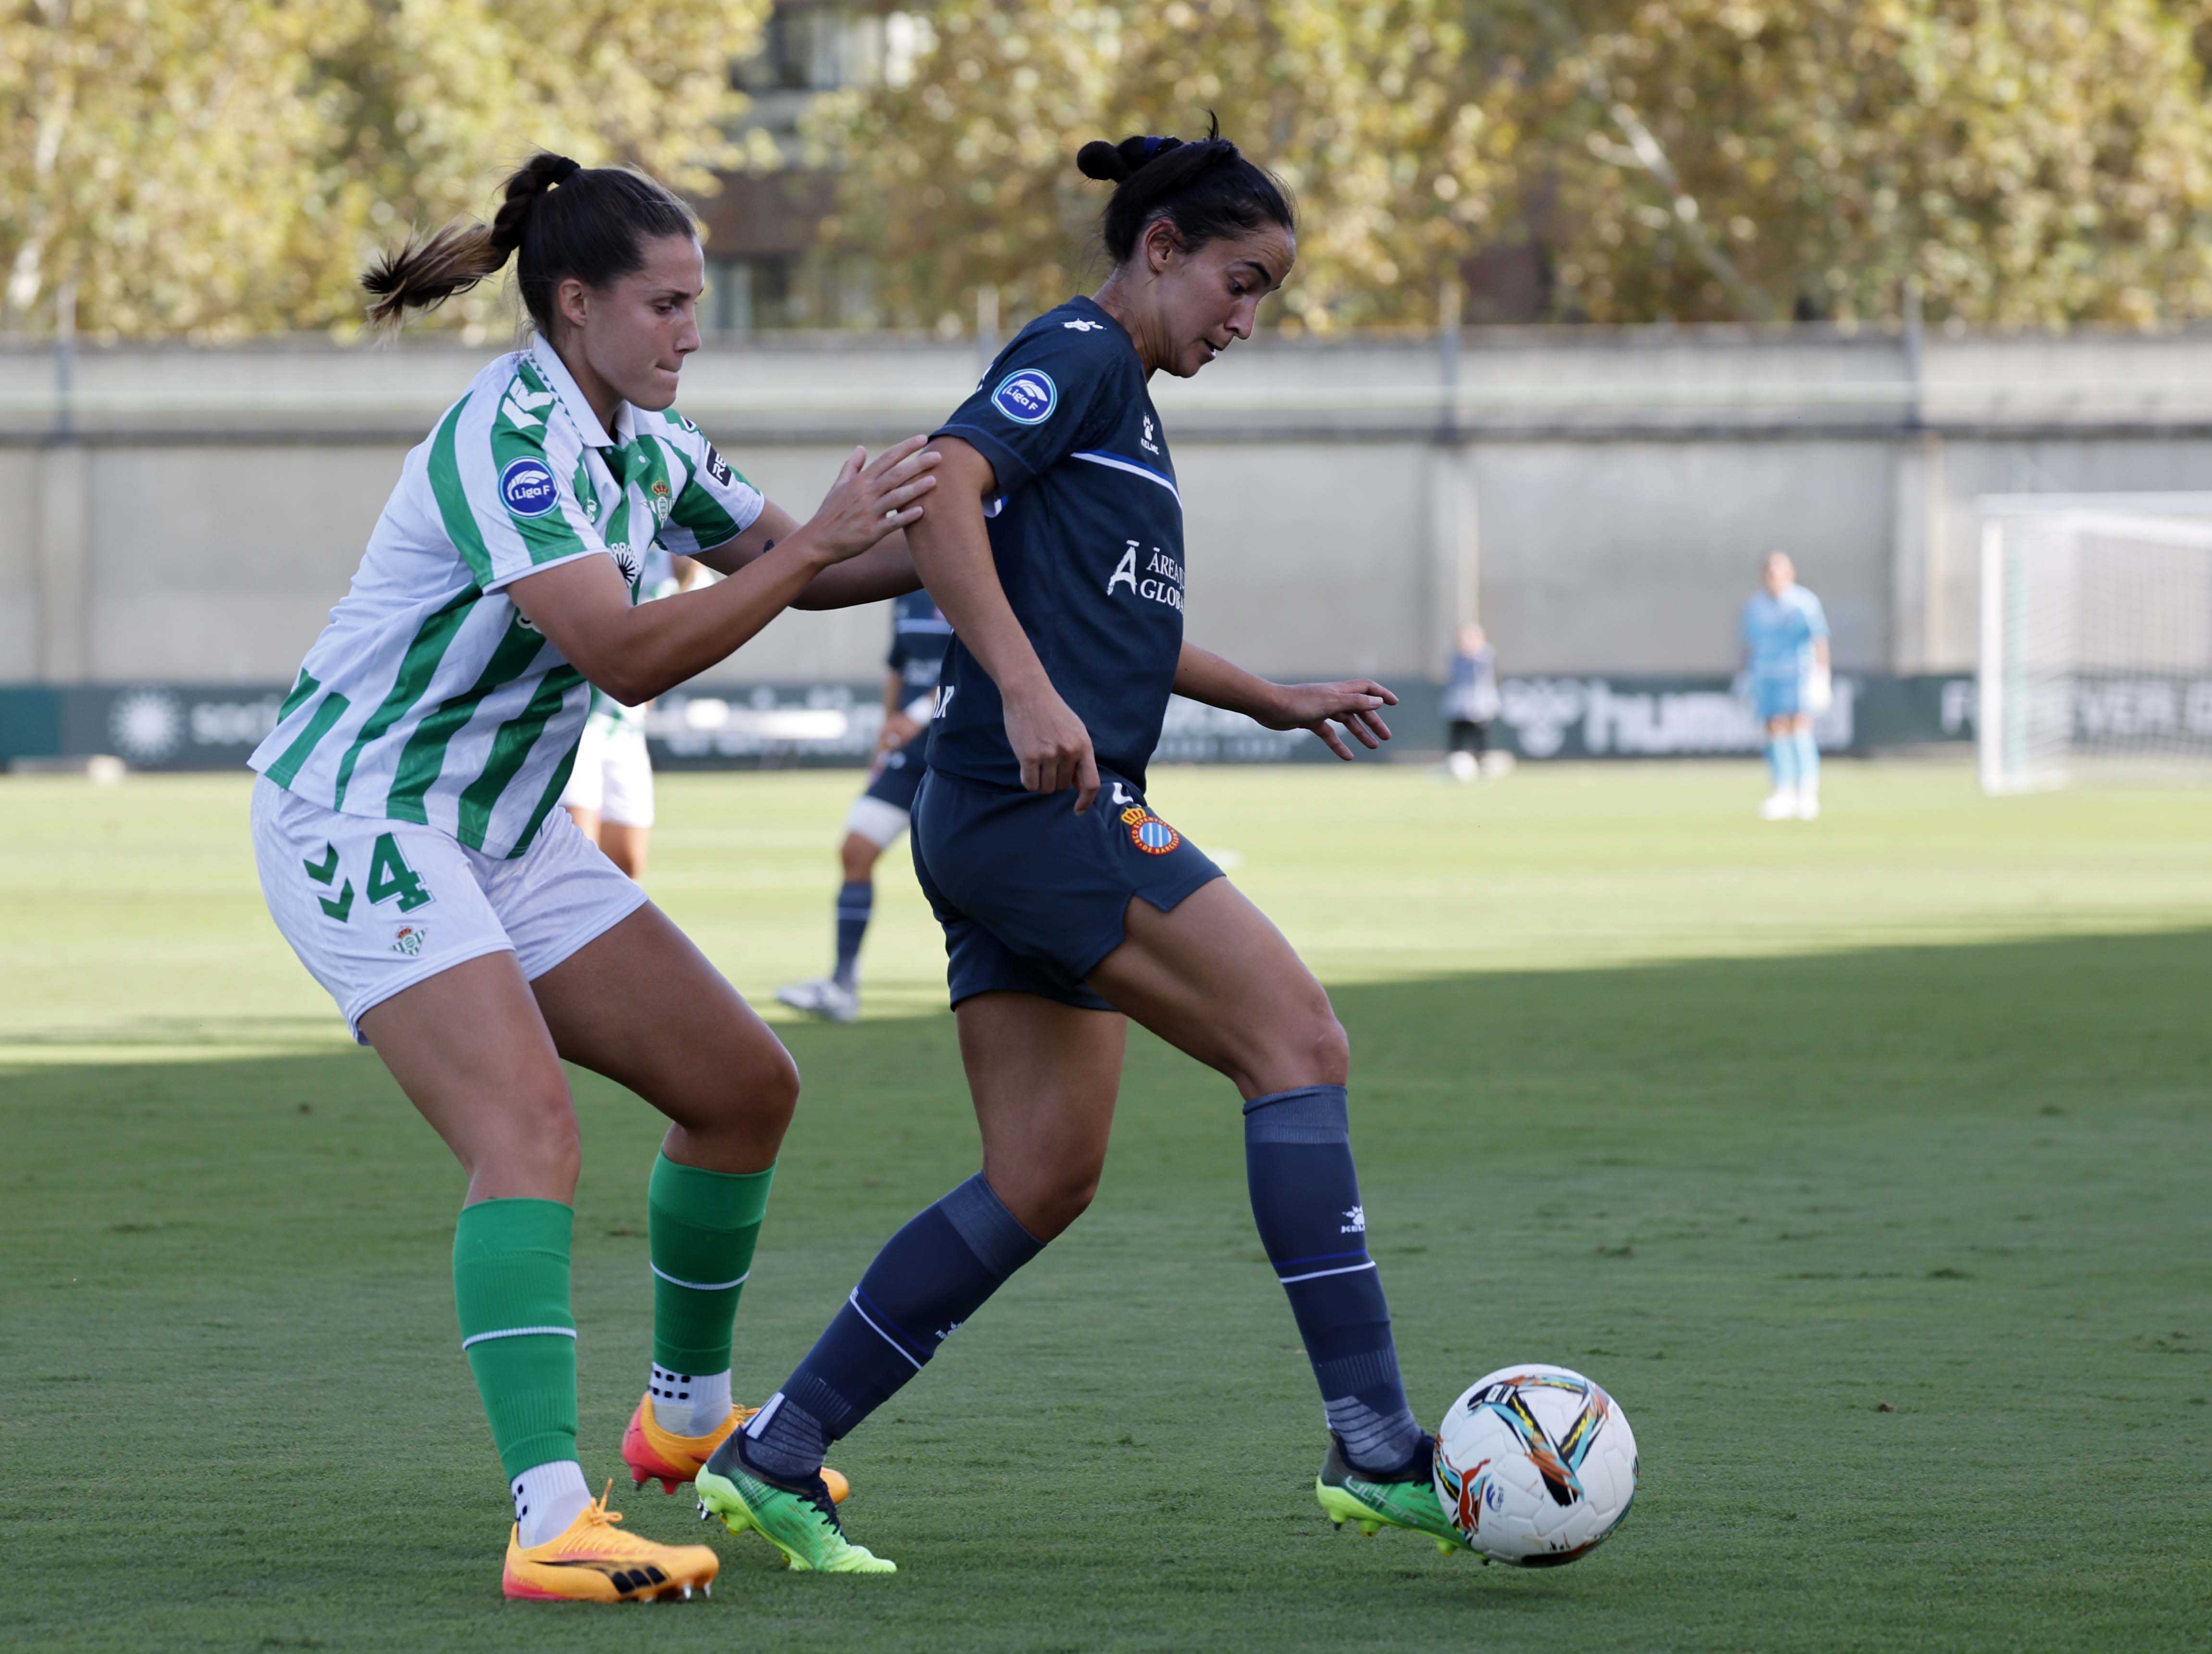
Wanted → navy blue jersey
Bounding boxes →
[888,588,953,699]
[928,295,1184,792]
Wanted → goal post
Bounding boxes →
[1978,495,2212,794]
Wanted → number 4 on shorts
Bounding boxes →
[366,833,433,913]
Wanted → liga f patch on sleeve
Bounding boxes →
[991,368,1058,425]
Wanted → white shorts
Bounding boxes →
[844,793,911,849]
[559,717,656,828]
[251,775,649,1043]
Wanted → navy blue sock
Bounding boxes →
[832,881,873,989]
[741,1174,1044,1481]
[1244,1084,1424,1474]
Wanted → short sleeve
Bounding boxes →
[427,380,612,593]
[657,412,765,555]
[934,317,1125,495]
[1801,592,1830,639]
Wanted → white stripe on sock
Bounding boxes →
[1277,1260,1379,1286]
[846,1289,923,1370]
[460,1324,577,1350]
[650,1262,752,1293]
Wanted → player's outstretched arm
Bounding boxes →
[907,437,1101,809]
[692,495,927,611]
[511,439,937,705]
[1174,642,1396,761]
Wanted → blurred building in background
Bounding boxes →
[698,1,929,332]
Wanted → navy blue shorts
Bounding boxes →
[863,741,926,812]
[911,767,1224,1011]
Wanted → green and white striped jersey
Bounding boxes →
[588,544,684,734]
[249,337,761,858]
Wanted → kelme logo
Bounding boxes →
[500,456,559,517]
[991,368,1057,425]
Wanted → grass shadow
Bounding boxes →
[3,927,2208,1652]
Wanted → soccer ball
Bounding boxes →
[1433,1363,1638,1566]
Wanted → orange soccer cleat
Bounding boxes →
[621,1396,850,1505]
[501,1483,719,1603]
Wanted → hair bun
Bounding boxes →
[545,155,581,185]
[1077,140,1129,183]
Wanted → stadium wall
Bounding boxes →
[6,326,2212,698]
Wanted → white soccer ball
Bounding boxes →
[1433,1363,1638,1566]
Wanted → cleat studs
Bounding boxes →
[1436,1539,1454,1556]
[701,1582,712,1598]
[1359,1521,1380,1537]
[680,1584,693,1601]
[661,1478,679,1495]
[631,1470,647,1485]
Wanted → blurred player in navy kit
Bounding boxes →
[777,590,952,1022]
[695,123,1468,1575]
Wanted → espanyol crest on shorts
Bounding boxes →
[1121,804,1181,855]
[500,456,559,517]
[991,368,1058,425]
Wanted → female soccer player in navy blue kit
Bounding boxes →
[699,127,1461,1571]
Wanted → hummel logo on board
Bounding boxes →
[1063,319,1105,331]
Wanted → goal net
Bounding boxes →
[1979,496,2212,793]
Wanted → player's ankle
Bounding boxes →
[650,1365,731,1436]
[512,1459,592,1546]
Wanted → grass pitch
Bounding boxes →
[3,761,2208,1652]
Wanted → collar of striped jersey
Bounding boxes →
[528,333,637,451]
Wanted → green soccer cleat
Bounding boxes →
[695,1445,896,1575]
[1315,1435,1469,1556]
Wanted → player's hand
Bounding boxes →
[803,438,940,562]
[1261,679,1398,761]
[879,710,925,752]
[1004,684,1100,811]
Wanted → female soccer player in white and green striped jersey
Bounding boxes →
[246,153,939,1603]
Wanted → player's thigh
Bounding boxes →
[1087,878,1347,1102]
[956,991,1126,1238]
[529,903,798,1171]
[597,821,648,880]
[357,951,578,1201]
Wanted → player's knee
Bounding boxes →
[753,1042,802,1130]
[480,1083,581,1192]
[1023,1169,1100,1241]
[1304,1009,1352,1088]
[1248,992,1348,1093]
[838,835,879,883]
[994,1155,1103,1242]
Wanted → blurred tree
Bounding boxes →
[0,0,771,339]
[819,0,2212,331]
[1499,0,2212,327]
[809,0,1508,332]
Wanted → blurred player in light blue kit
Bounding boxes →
[1739,550,1831,820]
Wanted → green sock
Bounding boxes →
[649,1153,774,1378]
[453,1197,579,1482]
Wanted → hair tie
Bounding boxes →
[1141,136,1172,162]
[546,157,581,186]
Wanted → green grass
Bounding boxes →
[3,762,2209,1652]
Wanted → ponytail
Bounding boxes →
[1076,115,1294,265]
[361,152,693,333]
